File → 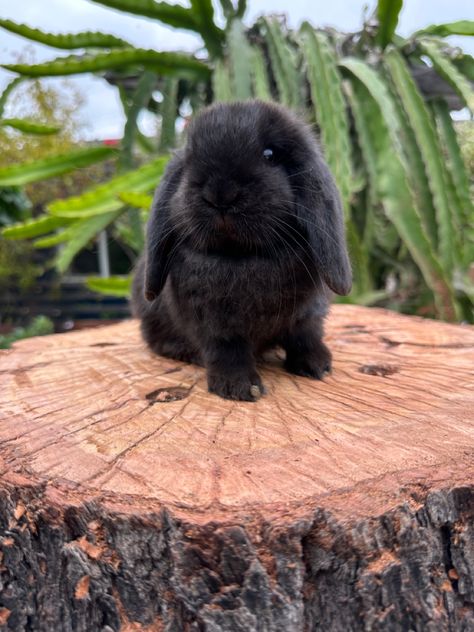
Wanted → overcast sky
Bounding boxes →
[0,0,472,139]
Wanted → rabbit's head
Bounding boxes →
[145,100,352,299]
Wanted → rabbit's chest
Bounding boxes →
[172,252,315,337]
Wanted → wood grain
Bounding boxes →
[0,305,473,631]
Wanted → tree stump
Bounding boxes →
[0,305,473,632]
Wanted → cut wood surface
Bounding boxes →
[0,305,473,631]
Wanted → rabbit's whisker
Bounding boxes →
[268,221,320,293]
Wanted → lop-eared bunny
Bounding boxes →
[132,100,351,401]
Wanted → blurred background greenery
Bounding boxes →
[0,0,473,346]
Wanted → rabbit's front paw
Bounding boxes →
[285,344,332,380]
[207,370,265,401]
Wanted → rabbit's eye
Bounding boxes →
[263,148,274,161]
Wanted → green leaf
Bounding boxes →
[236,0,246,18]
[341,60,458,321]
[0,77,23,118]
[342,289,391,306]
[250,47,271,100]
[114,214,144,252]
[2,215,71,239]
[432,100,473,220]
[55,210,123,273]
[0,18,130,49]
[125,206,145,252]
[216,0,246,20]
[0,118,61,135]
[375,63,439,246]
[217,0,234,19]
[3,49,210,80]
[213,60,233,101]
[300,25,353,216]
[48,156,168,218]
[346,58,438,260]
[190,0,224,59]
[262,18,302,109]
[137,131,156,154]
[452,54,474,82]
[118,191,153,210]
[345,222,373,296]
[385,48,455,274]
[431,99,474,265]
[376,0,403,48]
[89,0,198,30]
[33,230,73,248]
[419,38,474,112]
[415,20,474,38]
[158,76,179,152]
[86,275,131,297]
[228,19,253,99]
[0,186,31,225]
[120,71,156,169]
[0,146,115,186]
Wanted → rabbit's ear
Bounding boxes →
[293,153,352,295]
[144,155,183,301]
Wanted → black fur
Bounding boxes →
[132,100,351,401]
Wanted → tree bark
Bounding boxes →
[0,305,473,632]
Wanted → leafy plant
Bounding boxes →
[0,315,54,349]
[1,0,473,321]
[0,186,30,226]
[0,71,117,292]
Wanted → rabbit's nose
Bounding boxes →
[202,181,240,210]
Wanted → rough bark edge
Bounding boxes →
[1,465,473,631]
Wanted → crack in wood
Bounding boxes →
[146,386,191,404]
[274,398,296,447]
[0,396,145,454]
[82,397,195,486]
[0,360,52,375]
[304,380,417,421]
[0,369,191,450]
[359,364,399,377]
[379,336,474,349]
[338,370,450,412]
[212,407,235,445]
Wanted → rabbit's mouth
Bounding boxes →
[214,213,237,237]
[202,214,261,256]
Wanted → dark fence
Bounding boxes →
[1,277,130,332]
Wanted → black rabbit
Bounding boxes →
[132,100,351,401]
